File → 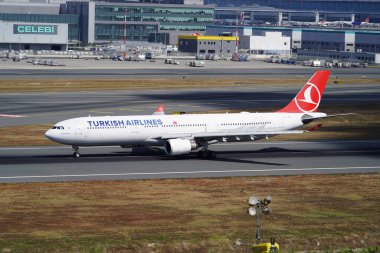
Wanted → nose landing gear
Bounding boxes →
[72,146,80,158]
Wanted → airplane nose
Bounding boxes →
[45,129,53,140]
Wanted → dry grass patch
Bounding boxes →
[0,174,379,252]
[0,78,379,92]
[0,124,55,146]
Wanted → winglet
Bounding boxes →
[153,104,165,115]
[278,70,330,113]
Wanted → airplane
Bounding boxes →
[45,70,342,158]
[318,16,371,27]
[351,16,371,26]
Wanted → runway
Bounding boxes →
[1,67,379,184]
[0,140,379,183]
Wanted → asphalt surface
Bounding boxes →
[1,67,380,79]
[0,140,379,183]
[1,65,379,183]
[1,84,379,127]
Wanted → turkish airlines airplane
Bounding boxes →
[318,16,371,26]
[45,70,339,158]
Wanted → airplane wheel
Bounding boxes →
[73,152,80,158]
[209,151,217,159]
[197,150,216,159]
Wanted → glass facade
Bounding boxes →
[94,4,214,42]
[0,13,80,41]
[95,23,159,41]
[206,0,380,13]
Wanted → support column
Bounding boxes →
[250,11,255,22]
[351,13,355,22]
[278,11,282,26]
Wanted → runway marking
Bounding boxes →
[0,166,379,180]
[0,114,25,118]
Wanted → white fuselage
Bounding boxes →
[45,112,325,147]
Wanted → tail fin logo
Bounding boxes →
[295,82,321,113]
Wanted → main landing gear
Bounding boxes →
[197,143,217,159]
[72,145,80,158]
[197,150,217,159]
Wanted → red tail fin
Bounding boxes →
[278,70,330,113]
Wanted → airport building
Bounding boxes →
[297,49,380,64]
[0,21,68,51]
[0,0,214,50]
[239,31,290,56]
[178,34,238,56]
[207,25,380,57]
[64,1,214,44]
[207,0,380,14]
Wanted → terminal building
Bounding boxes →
[0,21,68,51]
[88,2,214,44]
[0,0,214,50]
[207,25,380,62]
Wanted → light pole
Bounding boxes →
[248,195,272,244]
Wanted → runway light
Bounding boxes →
[262,206,272,215]
[248,196,259,205]
[248,206,257,216]
[263,195,272,205]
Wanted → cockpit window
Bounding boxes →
[52,126,64,130]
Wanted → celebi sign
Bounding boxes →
[13,25,58,35]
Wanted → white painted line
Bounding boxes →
[0,114,25,118]
[0,167,379,180]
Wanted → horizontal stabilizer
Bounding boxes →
[302,113,355,124]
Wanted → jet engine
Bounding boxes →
[164,139,198,156]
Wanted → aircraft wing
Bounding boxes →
[159,130,305,140]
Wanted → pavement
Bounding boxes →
[0,140,379,183]
[1,59,380,79]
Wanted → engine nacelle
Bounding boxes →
[164,139,197,156]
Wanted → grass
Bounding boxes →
[0,103,379,146]
[0,174,379,252]
[0,77,379,92]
